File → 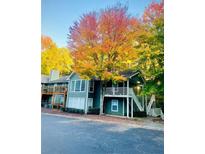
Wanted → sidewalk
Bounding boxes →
[41,107,164,131]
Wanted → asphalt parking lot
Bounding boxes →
[42,114,164,154]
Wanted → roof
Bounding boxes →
[41,74,69,84]
[41,75,49,83]
[67,72,75,80]
[120,70,145,84]
[68,71,140,79]
[120,70,140,78]
[48,76,69,83]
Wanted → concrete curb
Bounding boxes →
[42,112,164,131]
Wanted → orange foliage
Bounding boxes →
[68,5,140,81]
[41,35,55,51]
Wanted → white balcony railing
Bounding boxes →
[104,87,132,96]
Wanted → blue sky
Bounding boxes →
[42,0,155,47]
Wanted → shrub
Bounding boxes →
[48,104,52,108]
[67,108,84,114]
[60,106,65,111]
[87,108,100,115]
[133,111,147,117]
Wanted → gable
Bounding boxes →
[69,72,81,80]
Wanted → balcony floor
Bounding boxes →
[104,94,132,98]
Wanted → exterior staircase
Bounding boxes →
[129,88,144,111]
[146,95,164,120]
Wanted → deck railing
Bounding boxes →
[104,87,132,96]
[41,85,67,93]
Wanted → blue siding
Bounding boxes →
[104,97,127,116]
[66,73,89,109]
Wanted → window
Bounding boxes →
[70,80,86,92]
[54,95,64,105]
[68,97,85,109]
[81,80,85,91]
[111,99,118,112]
[75,80,81,91]
[89,80,94,92]
[71,81,75,92]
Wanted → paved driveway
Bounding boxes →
[42,114,164,154]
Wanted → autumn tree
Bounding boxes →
[68,5,140,113]
[68,5,139,81]
[41,35,56,51]
[41,35,73,75]
[134,1,164,105]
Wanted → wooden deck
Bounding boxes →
[41,85,68,109]
[41,85,67,94]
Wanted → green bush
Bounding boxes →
[87,108,100,115]
[60,107,65,111]
[67,108,84,114]
[133,111,147,117]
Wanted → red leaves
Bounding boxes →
[67,2,163,81]
[129,17,139,27]
[69,5,140,51]
[69,12,98,51]
[68,5,140,80]
[143,1,164,23]
[99,5,128,37]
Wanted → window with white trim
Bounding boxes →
[70,80,86,92]
[81,80,85,91]
[75,80,81,91]
[54,95,64,105]
[111,99,118,112]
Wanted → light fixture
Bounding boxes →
[137,86,141,90]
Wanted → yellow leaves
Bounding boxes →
[101,71,126,82]
[41,46,73,75]
[146,53,151,57]
[154,50,160,55]
[132,41,139,47]
[113,75,127,82]
[102,71,113,80]
[83,63,95,70]
[126,60,132,64]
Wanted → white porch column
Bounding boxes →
[131,98,133,118]
[85,80,89,114]
[51,95,55,109]
[99,81,104,115]
[127,80,129,118]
